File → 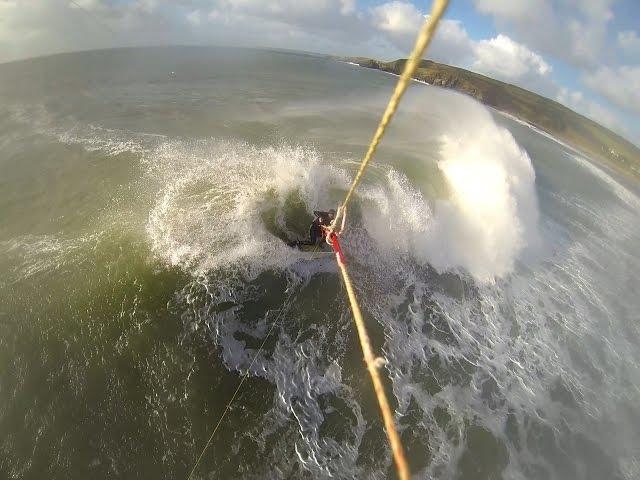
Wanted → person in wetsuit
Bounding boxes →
[309,209,336,245]
[287,208,346,249]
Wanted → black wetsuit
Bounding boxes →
[287,211,332,248]
[308,211,332,245]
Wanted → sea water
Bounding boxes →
[0,47,638,479]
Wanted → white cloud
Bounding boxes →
[618,30,640,59]
[0,1,119,62]
[577,0,615,21]
[424,16,475,65]
[370,1,421,36]
[0,0,375,63]
[583,66,640,114]
[219,0,350,20]
[474,0,615,68]
[473,0,638,144]
[0,0,634,147]
[210,0,368,39]
[474,0,542,20]
[472,34,551,81]
[197,0,373,51]
[339,0,356,16]
[370,2,473,64]
[564,0,614,67]
[369,3,552,95]
[186,9,203,26]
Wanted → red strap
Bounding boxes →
[328,232,346,265]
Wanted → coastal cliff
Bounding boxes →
[343,57,640,181]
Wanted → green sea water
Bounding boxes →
[1,47,639,479]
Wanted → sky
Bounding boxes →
[1,0,639,146]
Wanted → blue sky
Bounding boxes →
[0,0,638,146]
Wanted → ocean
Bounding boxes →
[1,46,639,479]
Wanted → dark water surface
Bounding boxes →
[1,47,639,479]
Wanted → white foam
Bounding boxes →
[145,139,351,274]
[362,92,540,283]
[567,152,640,210]
[496,109,582,156]
[142,91,637,478]
[5,103,151,156]
[4,58,639,479]
[0,233,102,283]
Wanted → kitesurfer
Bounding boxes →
[287,209,337,248]
[309,209,336,245]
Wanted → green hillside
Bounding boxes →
[344,57,640,181]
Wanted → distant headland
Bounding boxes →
[340,56,640,181]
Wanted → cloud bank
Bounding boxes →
[0,0,638,145]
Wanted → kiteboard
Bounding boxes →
[285,239,334,259]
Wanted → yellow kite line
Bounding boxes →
[328,2,450,479]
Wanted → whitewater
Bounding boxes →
[0,47,638,480]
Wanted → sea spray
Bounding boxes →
[3,49,637,479]
[362,90,539,283]
[146,140,351,274]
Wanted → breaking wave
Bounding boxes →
[9,83,637,479]
[144,95,539,284]
[145,139,351,274]
[4,94,541,284]
[3,48,639,480]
